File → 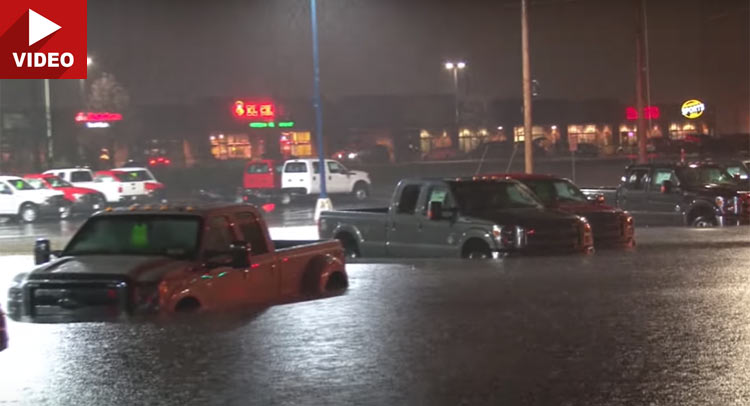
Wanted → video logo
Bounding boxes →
[0,0,87,79]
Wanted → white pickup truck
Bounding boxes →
[281,159,371,202]
[44,168,148,204]
[0,176,70,222]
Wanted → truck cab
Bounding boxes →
[281,159,371,201]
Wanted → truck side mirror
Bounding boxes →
[34,238,51,265]
[229,241,251,269]
[661,180,675,194]
[427,201,443,220]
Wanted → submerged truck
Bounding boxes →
[581,162,750,227]
[318,177,594,259]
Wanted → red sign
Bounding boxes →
[626,106,660,121]
[0,0,87,79]
[75,112,123,123]
[233,100,276,121]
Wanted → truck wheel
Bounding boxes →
[691,215,716,228]
[19,204,39,223]
[335,233,360,259]
[462,240,491,259]
[353,182,369,200]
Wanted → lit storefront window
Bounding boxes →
[458,128,490,153]
[668,122,708,140]
[283,131,313,157]
[210,133,252,160]
[513,126,546,143]
[419,129,452,154]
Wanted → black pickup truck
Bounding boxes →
[318,177,594,259]
[582,162,750,227]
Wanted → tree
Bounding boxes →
[79,73,132,167]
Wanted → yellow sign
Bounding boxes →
[681,99,705,119]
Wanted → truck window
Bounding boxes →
[423,186,453,213]
[327,161,344,174]
[203,216,235,256]
[71,171,93,182]
[397,185,422,214]
[0,182,11,194]
[284,162,307,173]
[96,175,115,183]
[624,168,649,190]
[235,212,269,255]
[246,163,270,174]
[651,169,677,187]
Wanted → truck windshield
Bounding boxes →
[46,176,73,188]
[64,215,201,258]
[118,170,155,181]
[676,166,736,186]
[8,179,36,191]
[450,181,542,212]
[521,179,588,205]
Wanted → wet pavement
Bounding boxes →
[1,225,750,405]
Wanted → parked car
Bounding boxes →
[581,162,750,227]
[501,174,634,248]
[24,173,106,215]
[319,177,594,259]
[93,170,150,203]
[0,176,71,222]
[281,159,371,202]
[7,204,348,322]
[241,159,285,203]
[111,167,167,201]
[44,168,148,204]
[333,145,391,164]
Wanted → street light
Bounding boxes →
[444,60,467,146]
[87,56,93,66]
[80,55,93,107]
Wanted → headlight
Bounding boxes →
[492,225,527,248]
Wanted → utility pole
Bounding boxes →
[310,0,332,221]
[43,79,53,164]
[635,0,648,164]
[521,0,534,174]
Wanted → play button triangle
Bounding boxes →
[28,9,61,47]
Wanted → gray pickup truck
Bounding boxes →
[318,177,594,259]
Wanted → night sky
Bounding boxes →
[87,0,748,128]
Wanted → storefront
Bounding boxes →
[567,124,614,154]
[207,99,314,161]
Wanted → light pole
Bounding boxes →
[310,0,332,221]
[79,55,93,108]
[444,61,466,143]
[521,0,534,174]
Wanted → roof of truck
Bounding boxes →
[92,203,265,218]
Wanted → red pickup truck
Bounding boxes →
[7,204,347,321]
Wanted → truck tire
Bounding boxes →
[19,203,39,223]
[462,240,491,259]
[335,232,360,259]
[691,215,717,228]
[352,182,369,200]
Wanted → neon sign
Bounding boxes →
[248,121,295,129]
[625,106,660,121]
[233,100,276,120]
[75,112,123,123]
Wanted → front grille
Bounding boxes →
[588,215,623,243]
[25,280,129,319]
[527,221,580,251]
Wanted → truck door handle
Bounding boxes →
[328,176,332,180]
